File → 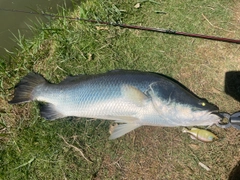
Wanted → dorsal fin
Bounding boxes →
[59,74,94,85]
[58,71,117,85]
[59,70,142,85]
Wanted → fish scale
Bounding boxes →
[9,70,221,139]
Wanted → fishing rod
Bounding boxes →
[1,8,240,44]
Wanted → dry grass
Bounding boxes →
[92,1,240,179]
[1,0,240,179]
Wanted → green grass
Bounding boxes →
[1,0,240,179]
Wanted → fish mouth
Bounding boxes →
[205,102,219,113]
[208,108,224,122]
[203,104,222,119]
[209,106,219,113]
[208,107,220,116]
[210,110,221,117]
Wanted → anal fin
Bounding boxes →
[40,103,65,120]
[109,123,141,140]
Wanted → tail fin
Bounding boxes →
[9,72,46,104]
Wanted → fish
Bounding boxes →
[182,127,218,142]
[9,70,221,139]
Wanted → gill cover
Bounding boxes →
[147,81,218,112]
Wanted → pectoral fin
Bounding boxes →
[109,123,141,140]
[121,85,149,106]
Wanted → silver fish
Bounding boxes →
[9,70,221,139]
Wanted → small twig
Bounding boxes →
[58,134,92,163]
[13,157,35,170]
[108,156,123,169]
[138,0,161,5]
[198,161,210,171]
[202,13,234,33]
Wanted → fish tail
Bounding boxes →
[9,72,46,104]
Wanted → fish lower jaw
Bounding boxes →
[138,114,221,127]
[181,119,220,127]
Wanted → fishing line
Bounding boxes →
[1,8,240,44]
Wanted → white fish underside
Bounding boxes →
[37,90,219,127]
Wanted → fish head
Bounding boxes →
[188,98,219,113]
[147,80,221,125]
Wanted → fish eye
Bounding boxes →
[199,101,206,106]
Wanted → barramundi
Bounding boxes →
[9,70,221,139]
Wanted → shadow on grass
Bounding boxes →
[225,71,240,102]
[225,72,240,179]
[229,161,240,180]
